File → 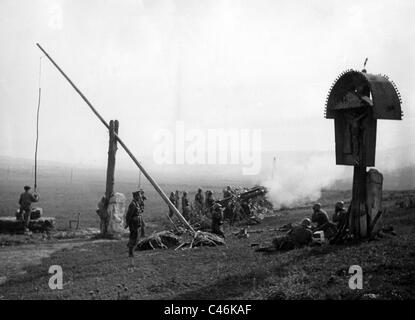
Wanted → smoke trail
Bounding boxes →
[263,154,348,209]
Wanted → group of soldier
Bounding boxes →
[124,186,349,257]
[167,188,220,220]
[167,186,240,237]
[173,189,224,237]
[124,186,227,261]
[272,201,348,251]
[17,182,349,259]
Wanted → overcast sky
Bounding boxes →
[0,0,414,174]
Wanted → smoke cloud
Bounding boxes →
[263,154,348,209]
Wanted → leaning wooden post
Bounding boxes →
[36,43,196,235]
[102,120,118,236]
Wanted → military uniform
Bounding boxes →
[223,186,232,199]
[288,225,313,246]
[311,208,329,228]
[169,193,176,218]
[205,192,215,217]
[175,191,180,211]
[194,190,204,215]
[126,195,145,257]
[272,224,313,250]
[312,208,337,239]
[211,206,225,237]
[19,190,39,229]
[182,194,190,220]
[332,202,348,228]
[333,208,347,225]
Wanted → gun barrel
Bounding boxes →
[217,186,267,206]
[239,186,267,200]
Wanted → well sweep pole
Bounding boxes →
[36,43,195,234]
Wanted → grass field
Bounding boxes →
[0,165,247,229]
[0,165,414,300]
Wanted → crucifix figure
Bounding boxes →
[344,109,368,165]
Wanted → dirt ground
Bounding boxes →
[0,191,414,300]
[0,237,114,287]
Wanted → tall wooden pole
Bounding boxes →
[36,43,196,235]
[350,166,366,237]
[102,120,118,236]
[105,120,118,201]
[350,130,367,238]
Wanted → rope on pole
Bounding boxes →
[34,56,43,192]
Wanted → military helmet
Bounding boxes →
[212,203,222,211]
[335,201,345,209]
[312,203,322,210]
[301,218,312,228]
[24,185,31,191]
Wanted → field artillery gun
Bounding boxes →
[217,186,267,207]
[217,186,268,225]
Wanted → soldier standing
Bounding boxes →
[18,185,39,234]
[169,192,176,218]
[125,191,145,261]
[175,190,180,212]
[223,185,232,199]
[205,190,215,217]
[181,191,190,220]
[211,203,225,238]
[194,188,204,215]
